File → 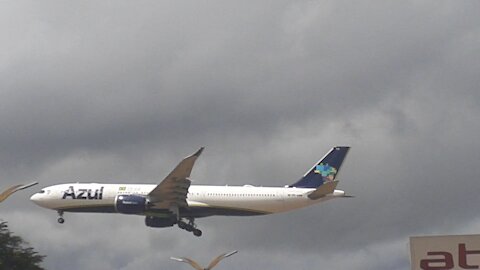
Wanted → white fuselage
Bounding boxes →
[29,146,350,236]
[30,183,345,217]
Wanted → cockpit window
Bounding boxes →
[39,190,45,194]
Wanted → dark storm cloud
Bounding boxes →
[1,1,480,270]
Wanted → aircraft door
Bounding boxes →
[275,188,285,211]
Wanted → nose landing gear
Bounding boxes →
[57,210,65,224]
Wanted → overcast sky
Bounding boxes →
[1,1,480,269]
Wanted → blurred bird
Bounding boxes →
[0,182,38,203]
[170,250,238,270]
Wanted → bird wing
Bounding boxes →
[206,251,238,270]
[171,257,204,270]
[0,182,38,203]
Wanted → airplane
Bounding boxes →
[30,146,350,237]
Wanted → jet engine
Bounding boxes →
[115,195,147,214]
[145,216,177,228]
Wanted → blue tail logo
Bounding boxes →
[290,146,350,188]
[314,163,337,181]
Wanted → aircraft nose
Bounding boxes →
[30,191,52,208]
[30,193,41,205]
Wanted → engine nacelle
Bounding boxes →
[145,216,177,228]
[115,195,147,214]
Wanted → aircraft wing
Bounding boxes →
[147,148,204,210]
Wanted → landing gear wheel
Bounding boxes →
[57,210,65,224]
[193,229,202,237]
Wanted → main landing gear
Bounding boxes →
[177,218,202,237]
[57,210,65,224]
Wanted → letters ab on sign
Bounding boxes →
[410,234,480,270]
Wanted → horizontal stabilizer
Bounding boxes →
[307,180,338,200]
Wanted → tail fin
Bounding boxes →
[289,146,350,188]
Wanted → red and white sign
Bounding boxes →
[410,234,480,270]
